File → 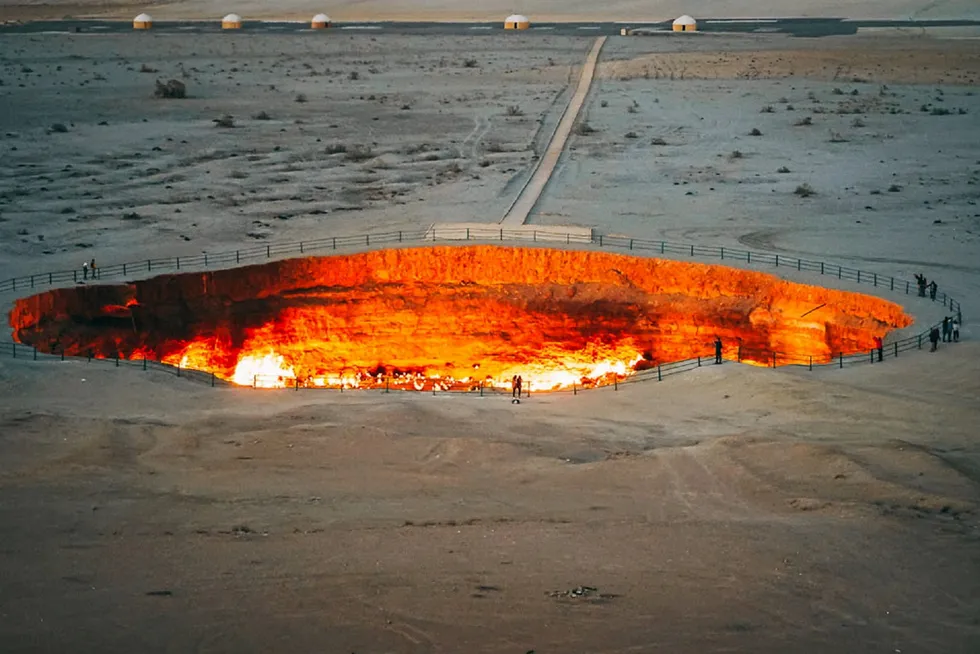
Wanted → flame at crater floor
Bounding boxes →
[8,245,913,390]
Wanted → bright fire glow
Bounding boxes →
[8,245,914,391]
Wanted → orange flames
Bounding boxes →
[8,246,913,390]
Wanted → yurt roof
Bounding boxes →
[223,13,242,21]
[505,14,529,22]
[312,13,330,22]
[673,15,696,25]
[134,12,152,21]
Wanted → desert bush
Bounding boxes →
[627,101,639,114]
[505,105,524,116]
[348,71,360,81]
[777,166,791,173]
[625,131,639,139]
[777,96,789,104]
[345,144,375,161]
[48,123,68,133]
[749,127,762,136]
[729,150,743,160]
[832,87,844,95]
[760,105,775,113]
[574,121,596,135]
[462,58,478,68]
[650,137,667,146]
[888,184,902,192]
[794,116,813,126]
[794,183,816,197]
[851,117,865,127]
[139,63,158,73]
[212,114,235,128]
[600,100,608,107]
[324,143,347,154]
[930,107,952,116]
[828,131,848,143]
[295,93,307,103]
[154,78,186,99]
[253,110,271,120]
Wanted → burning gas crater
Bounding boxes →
[9,246,911,391]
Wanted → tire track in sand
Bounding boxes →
[500,36,606,226]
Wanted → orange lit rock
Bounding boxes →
[8,246,912,389]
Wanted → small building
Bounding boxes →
[221,13,242,29]
[672,15,697,32]
[311,13,331,29]
[133,13,152,29]
[504,14,530,30]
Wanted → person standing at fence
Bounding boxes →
[929,280,938,301]
[942,316,951,342]
[929,326,941,352]
[714,337,723,364]
[82,260,88,280]
[952,317,960,343]
[915,274,927,297]
[873,335,883,362]
[90,258,97,279]
[512,374,522,398]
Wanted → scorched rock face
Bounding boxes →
[8,246,912,390]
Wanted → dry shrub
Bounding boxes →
[154,79,186,99]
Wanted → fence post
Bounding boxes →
[890,277,894,291]
[399,231,403,242]
[697,356,701,367]
[772,352,776,368]
[176,257,180,270]
[870,349,874,364]
[533,230,537,242]
[820,262,824,275]
[296,377,300,391]
[203,255,207,268]
[660,241,665,254]
[333,237,337,249]
[500,228,503,241]
[747,251,751,264]
[630,239,634,250]
[466,228,470,240]
[838,266,842,280]
[211,372,215,387]
[599,235,603,247]
[177,363,181,377]
[50,272,53,284]
[918,335,922,349]
[906,281,910,294]
[236,250,240,263]
[115,356,119,367]
[61,349,65,362]
[873,272,877,287]
[266,245,271,258]
[74,270,77,282]
[253,375,257,389]
[657,365,662,382]
[894,342,898,358]
[148,259,152,272]
[775,254,779,267]
[33,347,37,361]
[857,270,861,284]
[720,247,724,260]
[573,382,577,395]
[366,235,370,247]
[839,352,843,368]
[690,244,694,256]
[300,242,304,254]
[808,355,812,371]
[797,258,801,271]
[480,382,484,397]
[143,356,147,370]
[614,379,618,391]
[385,379,389,393]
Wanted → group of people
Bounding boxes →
[81,258,97,280]
[914,273,938,300]
[511,374,523,398]
[929,315,960,352]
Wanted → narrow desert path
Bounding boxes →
[500,36,606,226]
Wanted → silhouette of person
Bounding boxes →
[929,326,940,352]
[873,335,883,362]
[915,274,927,297]
[90,258,97,279]
[942,316,951,342]
[929,280,938,301]
[714,337,723,364]
[82,261,88,280]
[512,375,523,398]
[952,317,960,343]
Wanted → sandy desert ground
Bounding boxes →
[2,0,980,21]
[1,29,979,653]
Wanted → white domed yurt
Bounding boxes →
[133,13,152,29]
[504,14,530,30]
[311,13,331,29]
[221,13,243,29]
[672,15,697,32]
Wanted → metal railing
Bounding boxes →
[0,227,963,319]
[0,227,963,394]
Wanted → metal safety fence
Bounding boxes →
[0,227,963,394]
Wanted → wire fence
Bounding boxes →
[0,227,964,394]
[0,226,964,317]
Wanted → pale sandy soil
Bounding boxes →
[1,31,979,653]
[2,0,980,21]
